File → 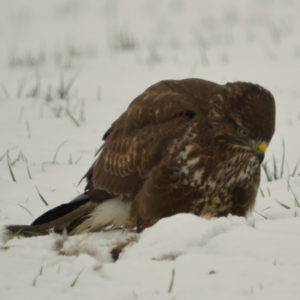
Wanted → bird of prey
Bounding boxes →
[6,78,275,237]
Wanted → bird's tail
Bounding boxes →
[4,191,133,240]
[4,194,95,238]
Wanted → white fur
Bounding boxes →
[72,198,132,234]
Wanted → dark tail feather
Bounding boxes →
[32,193,90,226]
[5,200,98,238]
[5,190,113,239]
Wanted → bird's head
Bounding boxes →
[210,81,276,164]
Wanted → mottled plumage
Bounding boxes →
[6,78,275,237]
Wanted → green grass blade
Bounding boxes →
[0,151,7,162]
[58,72,65,99]
[272,154,278,180]
[58,71,79,99]
[6,152,17,182]
[70,268,85,288]
[276,200,291,210]
[35,185,49,206]
[52,141,67,164]
[259,187,265,198]
[254,209,268,220]
[18,204,34,218]
[66,108,80,127]
[26,162,32,180]
[168,268,176,293]
[64,71,80,97]
[262,163,272,182]
[291,158,300,177]
[287,181,300,207]
[280,138,285,178]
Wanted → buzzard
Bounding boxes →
[6,78,275,237]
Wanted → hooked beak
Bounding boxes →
[255,141,267,164]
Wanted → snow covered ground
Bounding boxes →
[0,0,300,299]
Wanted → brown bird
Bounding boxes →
[6,78,275,237]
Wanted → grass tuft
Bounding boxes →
[111,30,137,52]
[13,71,84,127]
[45,72,83,126]
[262,138,299,181]
[58,71,79,100]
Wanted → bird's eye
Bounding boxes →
[238,128,249,137]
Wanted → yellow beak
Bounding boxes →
[257,141,267,152]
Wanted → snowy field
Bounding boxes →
[0,0,300,299]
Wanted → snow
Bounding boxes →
[0,0,300,299]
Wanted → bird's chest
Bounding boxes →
[175,148,259,215]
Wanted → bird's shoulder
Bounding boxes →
[103,78,222,140]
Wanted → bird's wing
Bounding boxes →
[88,79,213,198]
